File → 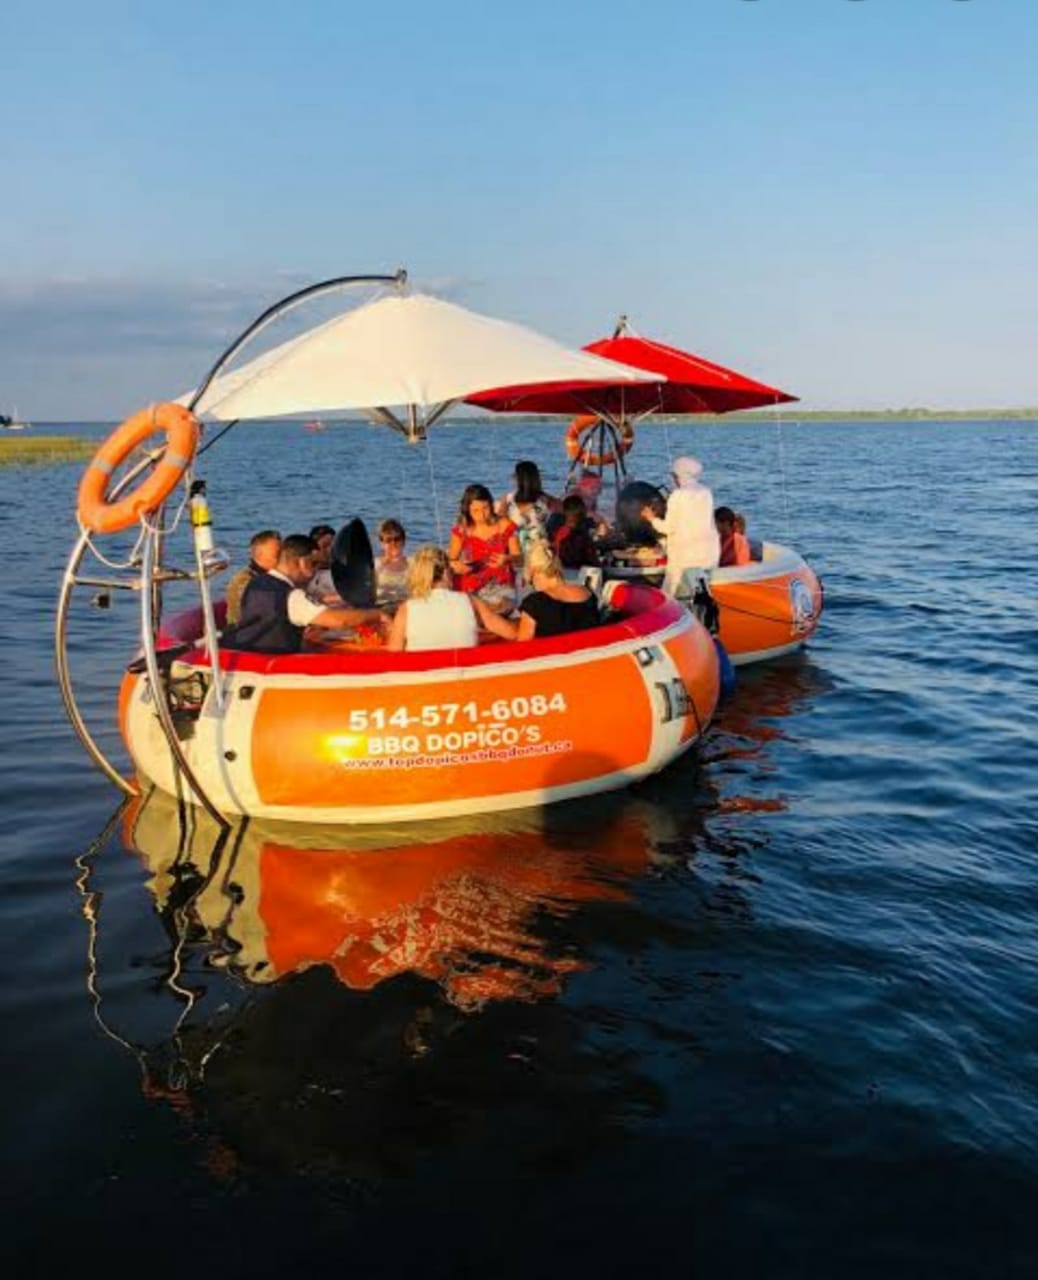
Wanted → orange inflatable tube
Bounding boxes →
[77,402,200,534]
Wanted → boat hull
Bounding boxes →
[709,543,823,666]
[602,543,822,665]
[120,582,720,824]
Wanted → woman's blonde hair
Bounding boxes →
[525,541,564,584]
[406,544,449,599]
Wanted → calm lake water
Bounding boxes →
[1,417,1035,1279]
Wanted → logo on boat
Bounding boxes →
[789,578,815,635]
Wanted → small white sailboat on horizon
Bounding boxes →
[1,406,31,430]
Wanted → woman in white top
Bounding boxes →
[387,545,515,652]
[374,517,410,607]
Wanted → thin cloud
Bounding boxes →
[0,273,491,417]
[0,276,266,355]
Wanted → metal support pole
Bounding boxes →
[140,527,230,829]
[191,542,225,714]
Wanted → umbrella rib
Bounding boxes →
[366,406,408,436]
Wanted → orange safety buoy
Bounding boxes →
[564,414,635,467]
[77,403,200,534]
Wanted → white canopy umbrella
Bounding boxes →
[180,292,663,436]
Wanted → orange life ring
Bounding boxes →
[564,415,635,467]
[77,403,200,534]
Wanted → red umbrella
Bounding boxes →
[467,317,796,417]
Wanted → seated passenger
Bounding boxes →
[514,543,599,641]
[547,493,601,569]
[223,534,386,654]
[735,512,764,561]
[224,529,281,627]
[375,518,410,607]
[568,468,612,536]
[306,523,339,604]
[715,506,752,567]
[448,483,521,613]
[387,545,514,652]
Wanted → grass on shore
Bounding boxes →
[0,436,95,466]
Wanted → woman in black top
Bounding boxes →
[516,543,599,640]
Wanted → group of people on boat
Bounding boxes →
[388,539,598,653]
[218,462,602,655]
[218,454,759,656]
[220,531,386,654]
[447,462,611,594]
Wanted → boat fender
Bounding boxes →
[712,636,736,698]
[564,415,635,467]
[330,517,377,606]
[77,403,200,534]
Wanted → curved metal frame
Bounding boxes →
[57,269,407,821]
[187,269,407,416]
[56,451,157,795]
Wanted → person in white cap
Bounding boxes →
[641,456,720,598]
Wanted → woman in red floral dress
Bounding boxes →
[447,484,521,612]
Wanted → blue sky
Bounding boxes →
[1,0,1035,417]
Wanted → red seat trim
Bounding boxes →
[162,584,684,677]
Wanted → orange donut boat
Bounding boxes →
[120,581,720,825]
[56,274,787,829]
[603,542,822,666]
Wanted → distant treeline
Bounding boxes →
[24,407,1038,431]
[706,407,1038,423]
[473,408,1038,424]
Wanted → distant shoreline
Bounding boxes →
[494,408,1038,424]
[697,408,1038,423]
[458,408,1037,424]
[13,407,1038,430]
[0,436,95,466]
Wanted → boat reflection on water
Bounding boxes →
[121,787,678,1010]
[73,655,830,1186]
[75,785,703,1182]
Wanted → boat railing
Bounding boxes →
[708,541,805,585]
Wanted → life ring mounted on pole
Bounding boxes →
[77,403,200,534]
[564,415,635,468]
